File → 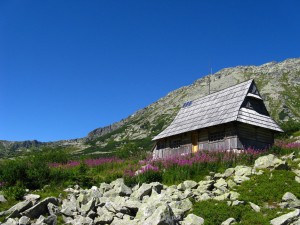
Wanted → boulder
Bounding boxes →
[143,203,175,225]
[254,154,288,170]
[224,168,235,178]
[94,212,114,225]
[177,183,186,191]
[214,193,230,201]
[114,183,132,197]
[233,175,250,184]
[19,216,31,225]
[2,218,18,225]
[214,178,228,192]
[61,196,78,217]
[281,192,300,209]
[181,214,204,225]
[23,194,40,202]
[123,199,142,214]
[235,165,252,177]
[21,197,59,219]
[296,176,300,184]
[44,215,57,225]
[183,180,198,190]
[5,200,33,218]
[270,209,300,225]
[99,183,112,194]
[221,217,236,225]
[132,183,152,200]
[227,179,237,189]
[149,182,164,193]
[80,198,96,216]
[229,191,240,201]
[47,202,60,216]
[0,194,7,203]
[249,202,260,212]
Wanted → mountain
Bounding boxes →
[1,58,300,156]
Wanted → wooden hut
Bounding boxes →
[152,79,283,159]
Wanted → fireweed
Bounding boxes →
[124,148,265,185]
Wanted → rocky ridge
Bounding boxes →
[1,58,300,155]
[1,153,300,225]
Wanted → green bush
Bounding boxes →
[136,170,162,184]
[4,181,26,200]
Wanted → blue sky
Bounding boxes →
[1,0,299,142]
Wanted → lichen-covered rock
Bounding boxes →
[254,154,288,170]
[132,183,152,200]
[19,216,30,225]
[221,217,236,225]
[235,165,252,177]
[249,202,260,212]
[183,180,198,190]
[21,197,59,219]
[270,209,300,225]
[181,214,204,225]
[197,180,214,193]
[94,212,115,225]
[143,203,175,225]
[0,194,7,203]
[2,218,18,225]
[233,175,250,184]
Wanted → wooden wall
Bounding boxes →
[153,122,275,159]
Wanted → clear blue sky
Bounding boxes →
[1,0,299,142]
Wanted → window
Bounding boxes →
[170,140,182,148]
[246,101,253,109]
[209,132,225,142]
[157,141,166,150]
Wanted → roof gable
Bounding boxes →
[153,79,282,141]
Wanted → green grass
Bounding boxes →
[192,200,291,225]
[236,170,300,205]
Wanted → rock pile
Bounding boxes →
[0,154,299,225]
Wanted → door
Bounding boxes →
[192,132,199,153]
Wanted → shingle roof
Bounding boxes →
[153,79,283,140]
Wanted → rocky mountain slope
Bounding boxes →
[1,58,300,155]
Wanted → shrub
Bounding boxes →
[4,181,26,200]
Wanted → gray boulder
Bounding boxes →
[132,183,152,200]
[221,217,236,225]
[21,197,59,219]
[183,180,198,190]
[47,202,60,216]
[19,216,31,225]
[197,180,214,193]
[2,218,18,225]
[281,192,300,209]
[44,215,57,225]
[94,212,114,225]
[143,203,175,225]
[149,182,164,193]
[5,200,33,218]
[234,165,252,177]
[99,183,112,194]
[233,175,250,184]
[61,196,77,217]
[254,154,288,170]
[80,198,96,216]
[249,202,260,212]
[0,194,7,203]
[114,183,132,197]
[270,209,300,225]
[23,194,40,202]
[181,214,204,225]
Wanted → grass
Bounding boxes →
[192,200,291,225]
[236,170,300,205]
